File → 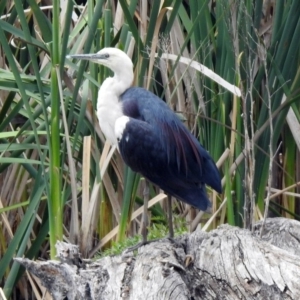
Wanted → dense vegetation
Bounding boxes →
[0,0,299,298]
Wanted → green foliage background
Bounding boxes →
[0,0,299,298]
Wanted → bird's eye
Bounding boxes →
[104,53,109,59]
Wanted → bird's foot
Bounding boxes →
[165,235,184,249]
[123,240,149,254]
[166,235,176,244]
[122,235,180,256]
[123,237,165,254]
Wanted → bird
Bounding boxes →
[68,47,222,246]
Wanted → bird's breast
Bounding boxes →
[97,90,123,145]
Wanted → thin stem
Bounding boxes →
[141,180,149,243]
[260,45,273,238]
[49,0,62,258]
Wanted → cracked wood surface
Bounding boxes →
[15,218,300,299]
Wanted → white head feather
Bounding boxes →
[68,48,134,145]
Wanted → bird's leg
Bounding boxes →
[167,195,174,239]
[141,180,149,244]
[123,188,176,254]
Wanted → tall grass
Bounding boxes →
[0,0,299,298]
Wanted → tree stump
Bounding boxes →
[15,218,300,299]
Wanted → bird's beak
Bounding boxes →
[66,53,106,61]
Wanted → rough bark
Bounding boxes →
[15,218,300,299]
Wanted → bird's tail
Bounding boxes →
[178,185,212,212]
[160,183,212,212]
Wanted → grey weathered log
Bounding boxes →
[253,217,300,256]
[15,218,300,299]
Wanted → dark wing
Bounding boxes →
[117,116,212,211]
[120,87,222,193]
[116,118,167,177]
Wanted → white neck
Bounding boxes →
[113,66,134,95]
[96,68,133,145]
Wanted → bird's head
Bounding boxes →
[67,47,133,76]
